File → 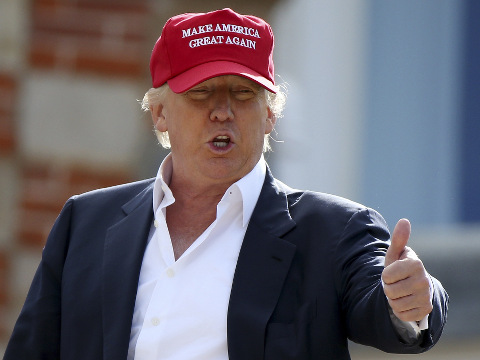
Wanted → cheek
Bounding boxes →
[255,100,272,134]
[168,117,203,151]
[247,120,270,148]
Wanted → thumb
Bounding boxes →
[385,218,411,267]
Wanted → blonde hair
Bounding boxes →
[141,81,287,151]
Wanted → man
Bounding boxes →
[4,8,448,360]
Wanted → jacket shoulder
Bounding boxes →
[58,178,155,221]
[274,177,368,215]
[272,177,388,233]
[72,178,154,202]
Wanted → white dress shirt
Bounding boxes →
[127,154,266,360]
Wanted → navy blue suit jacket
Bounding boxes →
[4,168,448,359]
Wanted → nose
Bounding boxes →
[210,92,234,122]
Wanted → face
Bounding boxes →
[152,75,276,188]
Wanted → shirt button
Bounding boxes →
[151,317,160,326]
[154,220,159,228]
[166,268,175,278]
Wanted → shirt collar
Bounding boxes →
[152,154,266,227]
[152,154,175,216]
[232,155,266,227]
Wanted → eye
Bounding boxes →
[185,87,211,100]
[232,86,257,100]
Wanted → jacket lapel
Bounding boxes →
[102,183,154,360]
[227,169,297,360]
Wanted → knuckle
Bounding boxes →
[420,291,431,304]
[383,285,394,299]
[426,303,434,313]
[396,311,413,322]
[416,276,431,294]
[408,258,424,271]
[381,269,393,284]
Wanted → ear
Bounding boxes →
[264,107,277,134]
[150,103,167,132]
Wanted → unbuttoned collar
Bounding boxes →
[152,154,267,227]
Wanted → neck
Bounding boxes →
[169,170,235,205]
[166,175,230,261]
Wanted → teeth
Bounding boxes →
[212,135,230,148]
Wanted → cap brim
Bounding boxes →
[167,61,277,93]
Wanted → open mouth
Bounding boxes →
[212,135,231,148]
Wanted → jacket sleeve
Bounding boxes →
[4,198,75,360]
[334,208,448,353]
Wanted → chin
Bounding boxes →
[204,159,247,181]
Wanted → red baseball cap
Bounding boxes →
[150,8,276,93]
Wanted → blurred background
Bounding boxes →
[0,0,478,358]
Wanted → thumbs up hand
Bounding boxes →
[382,219,433,322]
